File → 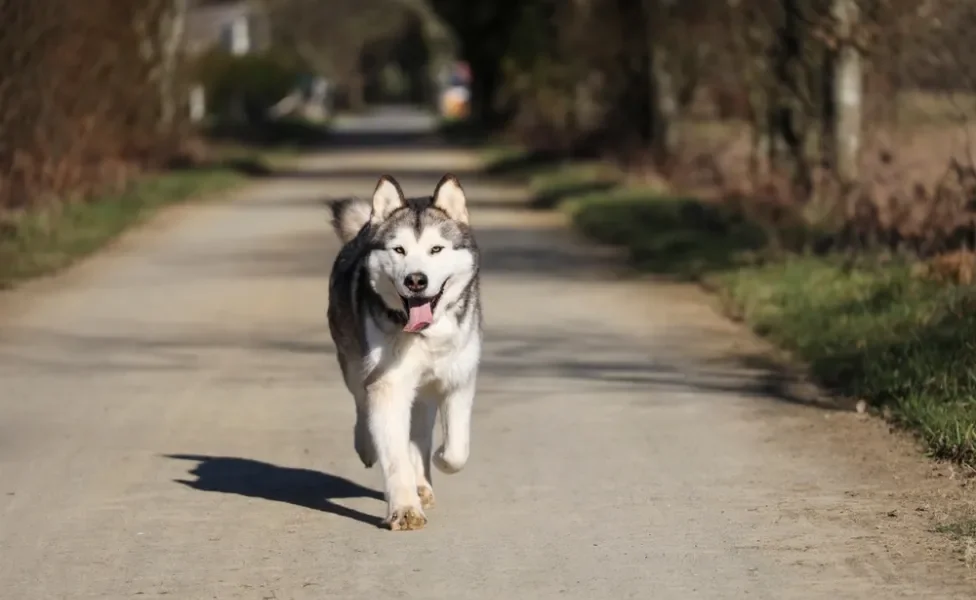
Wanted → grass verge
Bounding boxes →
[0,114,327,291]
[0,166,251,289]
[523,162,976,467]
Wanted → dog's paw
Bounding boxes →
[433,444,467,474]
[417,485,435,509]
[354,422,376,468]
[384,506,427,531]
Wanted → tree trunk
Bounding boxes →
[649,42,678,162]
[832,0,861,183]
[748,85,770,181]
[609,0,652,151]
[641,0,678,164]
[347,72,366,112]
[468,57,503,128]
[158,0,188,133]
[820,49,837,170]
[773,0,812,198]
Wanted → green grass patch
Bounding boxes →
[935,519,976,539]
[529,163,623,209]
[564,187,766,279]
[479,143,599,181]
[0,167,248,288]
[719,260,976,462]
[484,150,572,180]
[540,167,976,466]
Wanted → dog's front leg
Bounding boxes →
[353,390,377,468]
[409,393,438,509]
[433,377,475,474]
[367,377,427,531]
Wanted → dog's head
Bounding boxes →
[365,174,478,333]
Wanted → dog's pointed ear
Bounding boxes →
[370,175,405,223]
[432,174,468,224]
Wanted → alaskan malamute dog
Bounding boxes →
[327,174,482,531]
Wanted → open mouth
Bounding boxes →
[399,286,445,333]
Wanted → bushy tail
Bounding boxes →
[329,197,372,244]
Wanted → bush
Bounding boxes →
[194,50,304,124]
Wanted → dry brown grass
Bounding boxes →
[664,91,976,259]
[913,251,976,286]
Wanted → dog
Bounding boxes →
[327,173,482,531]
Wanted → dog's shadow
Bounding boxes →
[165,454,384,528]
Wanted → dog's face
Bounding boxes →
[366,174,477,332]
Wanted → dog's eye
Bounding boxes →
[429,245,444,255]
[392,246,406,255]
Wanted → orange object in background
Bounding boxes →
[440,86,470,119]
[438,60,472,120]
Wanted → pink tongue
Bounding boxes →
[404,300,433,332]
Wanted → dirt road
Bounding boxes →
[0,109,973,599]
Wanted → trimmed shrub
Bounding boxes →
[193,50,304,124]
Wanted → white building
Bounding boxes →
[185,1,267,57]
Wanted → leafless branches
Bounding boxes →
[0,0,192,209]
[488,0,976,255]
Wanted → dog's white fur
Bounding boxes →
[369,178,407,224]
[338,177,481,529]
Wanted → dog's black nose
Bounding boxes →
[404,272,428,293]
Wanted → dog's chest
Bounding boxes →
[407,328,478,389]
[410,336,460,384]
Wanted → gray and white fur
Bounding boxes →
[327,173,482,531]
